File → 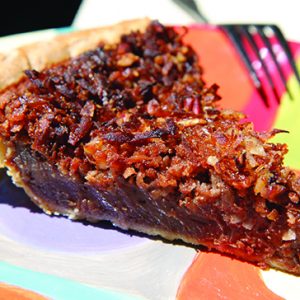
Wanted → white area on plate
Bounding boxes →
[0,233,196,300]
[261,269,299,300]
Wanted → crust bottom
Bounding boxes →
[1,141,300,276]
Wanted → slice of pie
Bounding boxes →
[0,20,299,275]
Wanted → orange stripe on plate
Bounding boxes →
[177,252,283,300]
[0,282,48,300]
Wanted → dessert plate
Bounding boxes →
[0,24,299,300]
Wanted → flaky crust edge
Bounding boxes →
[0,18,150,90]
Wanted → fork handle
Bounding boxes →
[172,0,209,23]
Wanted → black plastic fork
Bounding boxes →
[173,0,300,107]
[222,24,300,107]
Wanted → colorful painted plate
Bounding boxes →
[0,25,299,300]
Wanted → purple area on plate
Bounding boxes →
[0,171,146,252]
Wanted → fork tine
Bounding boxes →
[271,25,300,85]
[222,25,270,107]
[256,26,294,100]
[240,25,281,104]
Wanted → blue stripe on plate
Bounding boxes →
[0,261,142,300]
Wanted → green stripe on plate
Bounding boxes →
[55,27,75,34]
[0,261,142,300]
[270,57,300,170]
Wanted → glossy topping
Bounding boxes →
[0,21,299,221]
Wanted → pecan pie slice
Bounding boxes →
[0,20,299,274]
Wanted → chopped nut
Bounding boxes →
[123,167,136,179]
[147,99,160,115]
[245,137,266,156]
[132,70,139,77]
[180,46,189,54]
[207,156,219,166]
[267,209,279,221]
[254,177,265,196]
[250,146,266,156]
[287,212,296,225]
[117,53,139,67]
[85,170,98,182]
[230,215,241,224]
[176,53,186,63]
[246,153,258,168]
[177,118,205,127]
[242,221,254,230]
[154,55,164,65]
[282,229,296,241]
[254,171,272,196]
[289,192,299,204]
[221,109,245,119]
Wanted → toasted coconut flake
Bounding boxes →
[287,212,297,225]
[246,153,258,168]
[289,192,299,204]
[177,118,205,127]
[245,137,266,156]
[242,221,254,230]
[254,171,272,196]
[207,156,219,166]
[123,167,136,179]
[230,215,241,224]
